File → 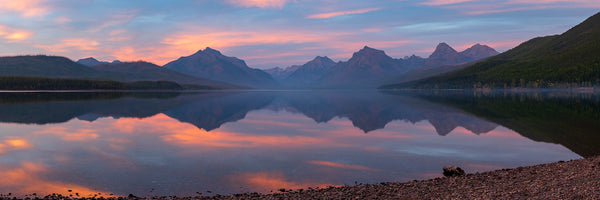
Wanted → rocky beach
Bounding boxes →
[6,156,599,200]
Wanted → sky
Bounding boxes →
[0,0,598,69]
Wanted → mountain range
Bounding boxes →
[382,12,600,89]
[77,57,121,66]
[0,41,498,90]
[0,55,238,89]
[163,47,278,89]
[264,43,497,89]
[2,12,598,90]
[282,56,337,88]
[89,61,239,88]
[264,65,301,81]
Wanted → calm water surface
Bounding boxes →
[0,90,598,197]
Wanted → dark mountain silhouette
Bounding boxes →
[283,56,336,87]
[315,46,408,88]
[163,47,278,89]
[0,92,184,124]
[0,55,234,89]
[264,65,300,80]
[164,92,276,131]
[91,61,240,89]
[0,90,497,136]
[460,43,499,60]
[423,43,466,67]
[423,43,498,67]
[269,91,498,134]
[76,57,110,66]
[0,55,100,78]
[0,92,274,132]
[389,12,600,89]
[400,55,427,69]
[414,91,600,158]
[277,43,496,89]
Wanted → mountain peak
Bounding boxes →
[359,46,382,53]
[76,57,109,66]
[429,42,458,58]
[353,46,387,59]
[191,47,222,56]
[461,43,499,60]
[203,47,221,54]
[80,57,98,61]
[312,56,334,63]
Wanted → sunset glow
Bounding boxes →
[0,96,582,196]
[0,1,596,68]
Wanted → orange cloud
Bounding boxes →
[225,0,293,9]
[0,0,49,17]
[158,30,350,65]
[33,127,99,142]
[0,162,114,198]
[162,30,341,51]
[231,172,334,192]
[0,25,33,42]
[306,8,381,19]
[307,160,380,171]
[0,137,33,155]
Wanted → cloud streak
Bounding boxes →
[422,0,473,6]
[0,25,33,42]
[306,8,381,19]
[225,0,293,9]
[0,0,49,17]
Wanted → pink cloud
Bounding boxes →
[362,28,385,33]
[0,0,49,17]
[422,0,473,6]
[157,30,351,65]
[226,0,293,9]
[307,160,381,171]
[229,171,335,192]
[306,8,381,19]
[35,38,100,52]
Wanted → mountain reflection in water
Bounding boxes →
[0,91,499,135]
[0,90,590,197]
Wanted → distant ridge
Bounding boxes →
[0,55,236,89]
[163,47,278,89]
[0,55,99,78]
[265,65,301,80]
[91,61,241,89]
[77,57,122,66]
[315,46,406,88]
[283,56,336,87]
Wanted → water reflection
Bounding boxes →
[400,90,600,157]
[0,91,591,197]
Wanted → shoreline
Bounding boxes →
[201,156,600,199]
[6,156,599,199]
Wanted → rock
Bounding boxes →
[443,166,465,177]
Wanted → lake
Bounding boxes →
[0,90,598,198]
